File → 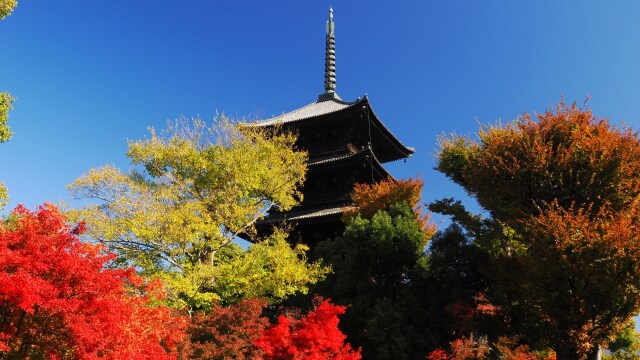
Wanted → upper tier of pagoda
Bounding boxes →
[241,7,414,245]
[249,95,414,165]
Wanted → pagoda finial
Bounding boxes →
[319,6,341,101]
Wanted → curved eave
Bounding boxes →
[256,205,352,225]
[244,96,415,163]
[362,98,415,160]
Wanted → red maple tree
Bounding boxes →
[255,298,361,360]
[0,203,186,359]
[178,299,268,359]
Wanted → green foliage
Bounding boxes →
[206,230,328,307]
[315,203,433,359]
[68,117,328,310]
[0,92,13,143]
[604,320,639,359]
[0,0,16,20]
[422,224,494,342]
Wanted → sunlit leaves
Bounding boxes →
[68,117,326,310]
[0,0,16,21]
[438,101,640,222]
[0,92,13,143]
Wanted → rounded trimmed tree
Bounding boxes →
[435,101,640,359]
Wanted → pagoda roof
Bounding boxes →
[248,96,415,161]
[257,205,353,225]
[251,98,357,127]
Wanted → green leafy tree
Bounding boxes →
[435,101,640,359]
[68,118,328,310]
[421,224,495,344]
[315,203,432,359]
[603,320,640,360]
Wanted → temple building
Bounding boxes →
[248,8,414,246]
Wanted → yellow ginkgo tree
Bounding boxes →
[0,93,14,209]
[68,117,328,311]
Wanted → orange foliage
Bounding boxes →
[520,201,640,355]
[345,177,436,241]
[426,335,490,360]
[437,100,640,357]
[440,100,640,222]
[427,336,556,360]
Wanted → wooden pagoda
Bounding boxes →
[247,8,414,246]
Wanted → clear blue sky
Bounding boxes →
[1,1,640,219]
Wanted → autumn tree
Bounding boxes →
[0,93,14,209]
[178,299,268,359]
[0,203,186,359]
[344,177,436,240]
[315,178,435,359]
[427,336,556,360]
[419,224,493,345]
[0,0,16,20]
[426,335,491,360]
[435,101,640,359]
[68,118,328,310]
[255,298,361,360]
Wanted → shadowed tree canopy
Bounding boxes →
[316,177,435,359]
[435,101,640,359]
[68,118,328,310]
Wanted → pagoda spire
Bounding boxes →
[319,7,341,102]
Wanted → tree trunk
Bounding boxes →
[587,345,601,360]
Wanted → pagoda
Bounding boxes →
[248,8,414,246]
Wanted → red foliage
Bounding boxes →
[345,176,436,241]
[178,299,268,359]
[255,299,361,360]
[446,293,501,336]
[0,204,186,359]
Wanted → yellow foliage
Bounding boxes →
[68,116,326,310]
